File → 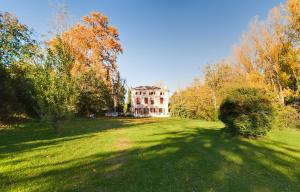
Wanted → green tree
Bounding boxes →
[124,87,132,113]
[29,39,77,128]
[77,70,113,116]
[112,71,126,113]
[0,12,37,120]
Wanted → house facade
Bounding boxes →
[131,86,169,117]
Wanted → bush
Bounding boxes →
[170,103,190,118]
[274,105,300,129]
[170,84,217,120]
[219,88,274,137]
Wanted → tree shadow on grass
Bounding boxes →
[0,118,158,158]
[2,124,300,192]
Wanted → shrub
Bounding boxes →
[170,103,190,118]
[274,105,300,129]
[219,88,274,137]
[170,84,217,120]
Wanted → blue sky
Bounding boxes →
[1,0,284,92]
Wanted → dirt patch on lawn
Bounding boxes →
[131,118,162,124]
[104,138,132,178]
[113,138,132,151]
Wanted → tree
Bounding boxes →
[76,70,113,116]
[287,0,300,45]
[30,39,78,128]
[204,61,236,111]
[170,0,300,125]
[286,0,300,92]
[112,72,126,112]
[48,12,122,88]
[124,87,132,113]
[48,11,124,116]
[233,4,300,105]
[170,79,217,120]
[49,1,72,36]
[0,12,37,120]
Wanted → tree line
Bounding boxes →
[0,11,126,124]
[170,0,300,129]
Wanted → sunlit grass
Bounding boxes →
[0,118,300,191]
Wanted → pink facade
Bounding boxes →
[131,86,169,117]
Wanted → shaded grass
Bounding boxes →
[0,118,300,192]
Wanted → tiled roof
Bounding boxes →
[132,86,164,90]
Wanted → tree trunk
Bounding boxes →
[212,89,217,112]
[278,84,284,105]
[275,74,285,105]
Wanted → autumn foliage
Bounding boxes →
[47,12,126,117]
[49,12,122,87]
[0,11,125,122]
[170,0,300,130]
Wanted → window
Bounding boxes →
[150,98,154,104]
[160,98,164,104]
[150,108,154,113]
[144,108,149,114]
[135,92,138,95]
[136,97,141,104]
[144,97,148,104]
[159,108,163,113]
[160,92,163,95]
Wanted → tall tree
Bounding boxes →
[48,11,124,115]
[286,0,300,93]
[170,79,216,120]
[0,12,37,120]
[49,1,72,36]
[124,87,132,113]
[112,71,126,112]
[49,12,122,87]
[234,4,300,104]
[30,39,78,128]
[76,70,113,116]
[204,61,235,111]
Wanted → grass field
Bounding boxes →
[0,118,300,192]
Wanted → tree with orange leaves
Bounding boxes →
[49,11,122,87]
[49,11,125,116]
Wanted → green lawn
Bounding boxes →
[1,118,300,192]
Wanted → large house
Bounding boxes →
[131,86,169,117]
